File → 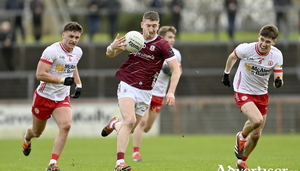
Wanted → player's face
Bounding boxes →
[257,35,276,54]
[61,31,81,51]
[163,31,175,47]
[141,19,160,40]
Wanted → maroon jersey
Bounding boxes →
[115,35,175,90]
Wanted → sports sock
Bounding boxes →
[110,120,119,129]
[116,152,125,165]
[24,132,31,143]
[238,156,248,163]
[133,147,140,153]
[49,153,60,164]
[239,132,247,140]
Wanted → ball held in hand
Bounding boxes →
[124,31,144,52]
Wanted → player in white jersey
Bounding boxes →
[21,22,84,171]
[132,26,182,162]
[222,24,283,171]
[101,11,181,171]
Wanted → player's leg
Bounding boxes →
[132,107,150,161]
[144,108,160,133]
[48,106,72,170]
[114,97,136,170]
[22,116,47,156]
[243,114,266,157]
[235,102,264,171]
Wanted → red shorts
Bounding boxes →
[31,91,71,120]
[234,92,269,115]
[150,96,164,113]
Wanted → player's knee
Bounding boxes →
[139,120,147,127]
[123,117,137,128]
[252,120,262,129]
[144,126,151,133]
[60,122,72,132]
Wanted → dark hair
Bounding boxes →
[259,25,279,40]
[158,26,177,37]
[63,21,84,33]
[142,11,160,22]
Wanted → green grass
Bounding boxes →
[21,31,300,45]
[0,134,299,171]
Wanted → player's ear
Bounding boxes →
[140,22,143,29]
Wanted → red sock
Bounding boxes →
[133,147,139,153]
[241,132,247,139]
[51,153,60,161]
[117,152,125,160]
[241,156,248,161]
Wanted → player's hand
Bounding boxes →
[165,92,175,106]
[62,77,74,86]
[274,77,282,88]
[70,87,82,98]
[222,73,230,87]
[162,65,172,76]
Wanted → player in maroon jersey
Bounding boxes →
[101,11,181,171]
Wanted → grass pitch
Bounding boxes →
[0,134,299,171]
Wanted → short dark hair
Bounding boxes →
[158,26,177,37]
[63,21,83,33]
[259,25,279,40]
[142,11,160,22]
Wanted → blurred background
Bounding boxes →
[0,0,300,138]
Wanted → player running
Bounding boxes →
[222,24,283,170]
[132,25,182,162]
[22,22,83,171]
[101,11,181,171]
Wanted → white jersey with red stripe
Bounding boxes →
[152,47,182,97]
[36,42,83,101]
[233,42,283,95]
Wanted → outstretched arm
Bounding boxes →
[106,33,126,58]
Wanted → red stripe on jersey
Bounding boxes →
[234,49,240,59]
[59,42,73,53]
[273,69,283,73]
[38,82,47,93]
[237,71,242,89]
[40,59,52,65]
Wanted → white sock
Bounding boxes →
[116,159,125,165]
[49,159,57,165]
[110,120,119,129]
[24,132,31,144]
[239,133,247,140]
[237,159,244,164]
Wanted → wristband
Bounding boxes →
[108,45,114,52]
[60,78,65,84]
[224,70,230,74]
[76,84,82,88]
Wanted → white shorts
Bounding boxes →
[117,81,152,116]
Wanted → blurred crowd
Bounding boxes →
[0,0,298,72]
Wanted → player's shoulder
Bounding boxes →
[73,46,83,55]
[270,45,282,55]
[237,42,255,49]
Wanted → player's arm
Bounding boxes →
[224,51,238,73]
[273,72,283,88]
[165,58,181,106]
[36,61,74,85]
[70,66,82,98]
[222,51,239,87]
[106,33,126,58]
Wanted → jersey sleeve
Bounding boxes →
[234,43,248,60]
[273,52,283,73]
[40,46,56,65]
[161,40,175,60]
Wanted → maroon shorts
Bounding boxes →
[234,92,269,115]
[31,91,71,120]
[149,96,164,113]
